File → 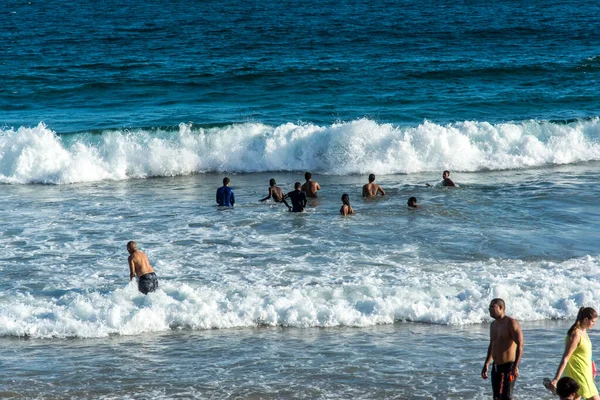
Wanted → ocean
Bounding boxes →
[2,0,600,398]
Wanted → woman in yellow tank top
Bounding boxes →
[549,307,600,400]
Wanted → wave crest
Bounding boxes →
[1,118,599,184]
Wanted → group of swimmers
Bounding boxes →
[129,170,456,294]
[216,170,457,215]
[484,298,597,400]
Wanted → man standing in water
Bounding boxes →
[127,241,158,294]
[260,178,285,202]
[481,298,524,400]
[362,173,385,198]
[283,182,307,212]
[216,177,235,207]
[301,172,321,198]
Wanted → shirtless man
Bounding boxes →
[260,178,285,202]
[301,172,321,198]
[127,241,158,295]
[482,298,524,400]
[362,174,385,198]
[442,170,456,187]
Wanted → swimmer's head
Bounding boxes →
[407,197,417,208]
[443,170,450,179]
[269,178,276,186]
[305,172,312,180]
[223,177,230,186]
[341,193,350,205]
[368,174,375,182]
[126,241,137,253]
[295,182,302,190]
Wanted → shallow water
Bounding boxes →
[0,320,583,399]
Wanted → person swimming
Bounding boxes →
[340,193,354,216]
[407,197,418,208]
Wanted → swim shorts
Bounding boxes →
[138,272,158,294]
[491,362,515,400]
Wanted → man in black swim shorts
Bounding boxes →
[127,241,159,295]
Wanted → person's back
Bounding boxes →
[260,178,284,202]
[284,182,307,212]
[301,172,320,198]
[362,174,385,198]
[127,241,158,295]
[217,177,235,207]
[340,194,354,216]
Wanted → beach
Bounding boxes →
[2,0,600,398]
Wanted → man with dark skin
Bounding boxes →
[362,173,385,198]
[282,182,307,212]
[301,172,321,198]
[442,170,456,187]
[482,298,524,400]
[127,241,158,294]
[260,178,285,202]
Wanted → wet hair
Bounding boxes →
[368,174,375,182]
[556,377,580,398]
[490,298,505,310]
[568,307,598,336]
[269,178,276,186]
[127,241,136,250]
[294,181,302,189]
[407,196,417,206]
[223,177,230,185]
[341,193,350,206]
[443,170,450,176]
[305,172,312,180]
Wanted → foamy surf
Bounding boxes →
[1,256,598,339]
[1,118,599,184]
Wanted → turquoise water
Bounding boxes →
[2,0,600,398]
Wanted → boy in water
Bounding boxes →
[260,178,285,202]
[442,170,456,187]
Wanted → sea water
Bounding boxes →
[2,0,600,398]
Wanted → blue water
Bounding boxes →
[3,0,600,132]
[2,0,600,398]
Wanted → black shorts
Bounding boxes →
[491,362,515,400]
[138,272,158,294]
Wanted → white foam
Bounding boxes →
[1,118,600,184]
[1,256,599,338]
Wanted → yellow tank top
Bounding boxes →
[564,329,598,398]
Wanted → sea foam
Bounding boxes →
[1,256,598,338]
[1,118,599,184]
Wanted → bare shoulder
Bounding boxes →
[507,316,521,328]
